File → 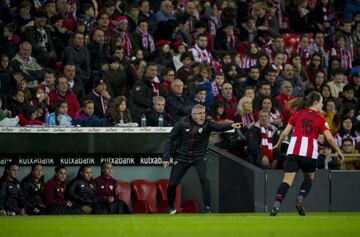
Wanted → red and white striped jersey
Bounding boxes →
[286,108,329,159]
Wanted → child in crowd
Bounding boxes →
[211,72,225,98]
[105,96,132,126]
[46,99,72,126]
[8,90,26,116]
[18,105,44,126]
[40,69,56,94]
[73,100,105,127]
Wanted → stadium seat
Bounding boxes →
[131,179,166,214]
[157,179,198,213]
[116,180,131,208]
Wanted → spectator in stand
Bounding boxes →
[44,0,57,19]
[276,81,296,121]
[131,62,159,124]
[189,33,221,72]
[340,138,360,170]
[0,162,26,216]
[145,95,171,127]
[46,99,72,126]
[248,109,280,169]
[256,96,284,130]
[307,32,329,68]
[263,68,280,97]
[23,10,57,67]
[44,165,84,215]
[49,14,71,62]
[211,72,225,98]
[159,68,175,98]
[72,100,105,127]
[94,162,131,214]
[21,164,45,215]
[214,22,237,51]
[18,105,44,126]
[306,53,326,84]
[48,76,81,119]
[13,0,33,33]
[256,52,270,80]
[131,19,156,60]
[77,3,97,34]
[244,87,255,100]
[338,84,359,115]
[0,54,12,107]
[321,84,336,106]
[350,72,360,100]
[288,0,316,34]
[238,16,257,42]
[253,1,278,47]
[297,34,311,66]
[215,82,238,121]
[150,0,175,33]
[233,96,255,134]
[277,64,305,97]
[330,32,352,71]
[55,0,77,31]
[63,64,86,104]
[305,70,326,95]
[10,41,44,84]
[84,78,112,119]
[87,29,111,82]
[62,32,91,92]
[176,52,194,86]
[322,98,340,135]
[1,23,19,59]
[8,90,26,117]
[138,0,153,23]
[266,35,289,64]
[334,117,360,147]
[239,42,260,73]
[113,16,133,56]
[327,68,346,98]
[209,100,227,123]
[271,52,285,76]
[39,69,56,95]
[105,96,133,126]
[291,53,308,85]
[166,79,193,125]
[66,165,97,214]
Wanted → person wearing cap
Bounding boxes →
[113,15,133,56]
[23,10,55,68]
[172,41,187,70]
[131,19,155,60]
[84,78,112,118]
[153,39,175,71]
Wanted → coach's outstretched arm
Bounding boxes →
[323,130,344,163]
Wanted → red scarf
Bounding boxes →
[151,77,160,97]
[261,125,273,161]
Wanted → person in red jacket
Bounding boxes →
[18,105,44,126]
[44,165,83,215]
[48,75,80,119]
[94,162,131,214]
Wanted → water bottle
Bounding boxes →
[158,114,164,127]
[141,114,147,127]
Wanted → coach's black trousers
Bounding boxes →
[167,158,210,209]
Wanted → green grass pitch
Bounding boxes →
[1,213,359,237]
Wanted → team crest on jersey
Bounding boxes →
[109,185,113,190]
[198,128,203,133]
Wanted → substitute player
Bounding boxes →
[270,91,344,216]
[162,104,241,214]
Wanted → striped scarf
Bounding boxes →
[136,28,155,53]
[261,125,273,161]
[330,47,352,71]
[151,76,160,97]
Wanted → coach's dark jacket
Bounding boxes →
[163,116,233,162]
[66,177,97,206]
[0,176,25,214]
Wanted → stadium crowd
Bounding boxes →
[0,0,360,171]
